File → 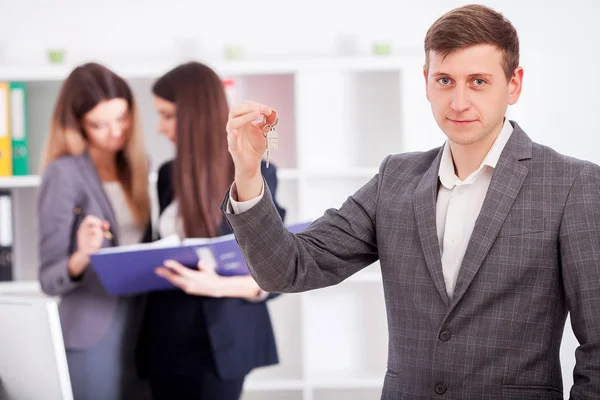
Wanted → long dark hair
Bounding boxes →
[42,62,150,226]
[153,61,234,238]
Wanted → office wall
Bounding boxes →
[1,0,597,393]
[1,0,598,161]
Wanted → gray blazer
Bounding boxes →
[222,121,600,399]
[38,151,149,349]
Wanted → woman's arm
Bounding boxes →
[38,161,85,296]
[38,160,109,295]
[155,260,263,300]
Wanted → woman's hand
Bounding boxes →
[155,260,225,297]
[77,215,110,256]
[68,215,110,278]
[156,259,265,299]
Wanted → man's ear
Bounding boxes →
[423,65,430,102]
[508,66,523,105]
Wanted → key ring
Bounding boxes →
[261,111,278,137]
[262,124,273,138]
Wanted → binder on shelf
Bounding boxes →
[0,190,13,281]
[222,79,236,106]
[90,221,312,296]
[0,83,12,177]
[9,82,28,176]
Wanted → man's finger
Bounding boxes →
[229,101,272,119]
[227,111,263,130]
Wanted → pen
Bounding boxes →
[74,207,113,240]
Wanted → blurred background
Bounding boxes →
[0,0,597,399]
[1,0,597,162]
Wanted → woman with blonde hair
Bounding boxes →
[38,62,152,399]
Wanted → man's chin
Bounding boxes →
[444,130,482,147]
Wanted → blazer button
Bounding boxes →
[435,383,447,395]
[74,207,81,215]
[439,330,451,342]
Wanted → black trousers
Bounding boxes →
[149,371,245,400]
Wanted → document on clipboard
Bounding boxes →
[89,221,312,296]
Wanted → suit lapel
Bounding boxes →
[414,148,449,306]
[448,122,532,311]
[75,151,120,246]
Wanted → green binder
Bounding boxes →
[9,82,28,176]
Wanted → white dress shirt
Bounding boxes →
[229,118,514,299]
[436,117,513,298]
[229,183,264,214]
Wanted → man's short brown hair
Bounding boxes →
[424,4,519,81]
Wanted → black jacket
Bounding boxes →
[137,160,285,380]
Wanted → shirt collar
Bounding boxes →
[438,118,514,189]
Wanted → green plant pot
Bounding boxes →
[372,42,392,56]
[48,50,65,64]
[224,45,244,60]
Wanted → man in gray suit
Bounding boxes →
[222,4,600,399]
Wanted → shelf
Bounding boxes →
[277,169,302,180]
[310,373,384,389]
[1,50,414,400]
[312,387,382,400]
[304,281,388,383]
[0,175,40,188]
[300,176,374,220]
[244,294,304,382]
[0,281,55,300]
[0,174,160,189]
[304,168,378,179]
[0,168,381,189]
[243,379,305,391]
[346,272,382,283]
[241,389,303,400]
[0,169,298,189]
[0,280,41,294]
[0,55,423,81]
[295,70,404,171]
[346,263,382,283]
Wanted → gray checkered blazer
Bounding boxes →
[222,121,600,399]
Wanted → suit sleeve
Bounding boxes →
[559,162,600,398]
[221,157,386,293]
[38,161,87,296]
[252,161,285,301]
[261,160,286,222]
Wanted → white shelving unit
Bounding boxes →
[0,53,445,400]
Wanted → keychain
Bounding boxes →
[262,113,279,168]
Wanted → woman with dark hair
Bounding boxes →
[38,62,152,399]
[136,61,285,400]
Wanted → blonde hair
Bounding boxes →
[41,62,151,227]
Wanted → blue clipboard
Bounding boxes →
[89,221,311,296]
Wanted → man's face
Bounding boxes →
[424,44,523,148]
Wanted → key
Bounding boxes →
[264,130,271,168]
[262,112,279,168]
[267,128,279,150]
[265,128,279,168]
